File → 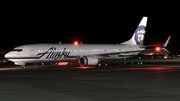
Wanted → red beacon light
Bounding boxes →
[74,41,78,45]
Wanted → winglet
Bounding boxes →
[162,36,171,54]
[163,36,171,48]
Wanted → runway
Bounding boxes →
[0,60,180,101]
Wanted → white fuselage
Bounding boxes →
[5,44,143,65]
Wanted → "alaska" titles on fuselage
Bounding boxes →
[36,47,70,60]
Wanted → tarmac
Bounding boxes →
[0,59,180,101]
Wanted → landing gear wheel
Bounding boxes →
[98,63,101,67]
[22,65,26,69]
[96,63,101,67]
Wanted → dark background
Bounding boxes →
[1,3,180,54]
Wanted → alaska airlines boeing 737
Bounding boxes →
[5,17,171,68]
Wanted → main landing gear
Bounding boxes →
[97,63,101,67]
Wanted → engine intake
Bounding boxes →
[79,56,98,66]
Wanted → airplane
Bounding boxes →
[5,16,171,68]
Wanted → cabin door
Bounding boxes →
[29,46,37,56]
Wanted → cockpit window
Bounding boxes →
[12,49,22,52]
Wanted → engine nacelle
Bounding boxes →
[79,56,98,66]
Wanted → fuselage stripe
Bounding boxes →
[5,56,39,59]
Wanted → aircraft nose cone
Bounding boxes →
[5,52,11,59]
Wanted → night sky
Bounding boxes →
[1,4,180,54]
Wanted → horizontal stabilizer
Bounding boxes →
[140,36,171,48]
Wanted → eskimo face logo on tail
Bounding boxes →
[135,25,146,45]
[36,47,70,60]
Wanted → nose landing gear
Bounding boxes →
[14,62,26,69]
[22,65,26,69]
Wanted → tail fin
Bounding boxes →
[121,16,148,45]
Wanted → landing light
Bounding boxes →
[58,62,68,65]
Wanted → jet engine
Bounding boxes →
[79,56,98,66]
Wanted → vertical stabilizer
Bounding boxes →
[121,16,148,45]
